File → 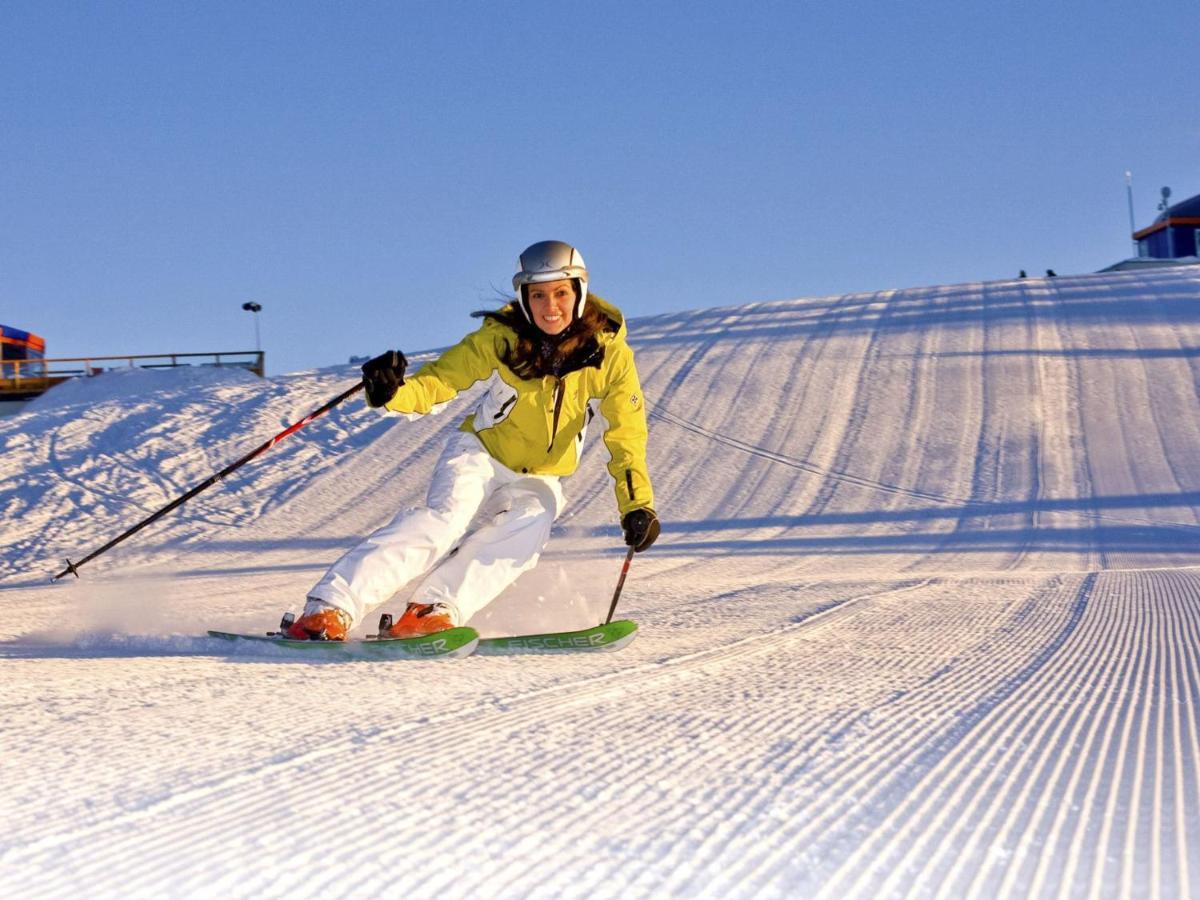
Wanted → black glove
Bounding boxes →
[622,508,660,552]
[362,350,407,408]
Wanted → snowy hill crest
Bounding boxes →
[3,267,1200,897]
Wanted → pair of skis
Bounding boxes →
[207,617,639,659]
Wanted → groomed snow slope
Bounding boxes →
[3,267,1200,898]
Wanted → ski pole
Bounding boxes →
[52,380,365,581]
[604,545,636,624]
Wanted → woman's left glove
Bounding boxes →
[362,350,407,408]
[622,508,660,552]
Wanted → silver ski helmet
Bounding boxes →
[512,240,588,324]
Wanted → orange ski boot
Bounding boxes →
[285,602,352,641]
[388,602,456,639]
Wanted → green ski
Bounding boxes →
[475,619,638,655]
[206,626,480,659]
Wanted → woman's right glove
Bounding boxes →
[362,350,407,408]
[622,508,660,552]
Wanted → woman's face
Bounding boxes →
[527,279,576,335]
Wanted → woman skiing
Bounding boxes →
[286,240,659,640]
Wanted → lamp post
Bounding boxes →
[241,301,262,351]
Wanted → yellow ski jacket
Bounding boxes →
[383,296,654,517]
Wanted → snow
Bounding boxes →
[24,364,262,413]
[3,267,1200,897]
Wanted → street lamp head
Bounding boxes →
[242,302,262,313]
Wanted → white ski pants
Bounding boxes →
[308,430,565,626]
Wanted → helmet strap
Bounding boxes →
[518,284,534,323]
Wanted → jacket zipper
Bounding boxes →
[548,378,564,451]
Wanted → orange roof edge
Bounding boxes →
[1134,217,1200,240]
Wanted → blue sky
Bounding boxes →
[2,1,1195,375]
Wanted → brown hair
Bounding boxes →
[472,295,615,379]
